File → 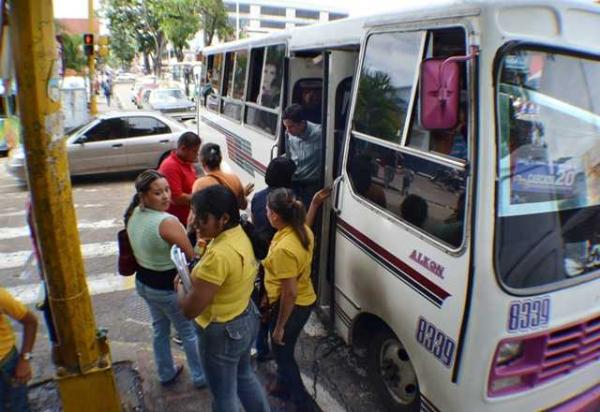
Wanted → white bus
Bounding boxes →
[196,1,600,411]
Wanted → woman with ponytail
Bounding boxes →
[191,143,254,210]
[124,170,206,388]
[263,187,317,411]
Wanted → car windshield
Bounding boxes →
[151,89,184,101]
[495,47,600,291]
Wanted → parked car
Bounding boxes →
[6,111,190,182]
[115,72,136,82]
[131,81,158,106]
[142,88,195,121]
[134,83,159,108]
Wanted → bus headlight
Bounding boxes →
[495,341,523,365]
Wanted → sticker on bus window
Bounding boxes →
[507,296,551,333]
[415,317,455,368]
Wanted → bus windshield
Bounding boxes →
[496,47,600,291]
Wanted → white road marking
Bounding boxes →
[0,203,107,218]
[0,241,118,270]
[4,272,134,305]
[0,219,120,240]
[301,372,345,412]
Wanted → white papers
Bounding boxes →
[170,245,192,292]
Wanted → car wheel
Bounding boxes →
[368,330,420,412]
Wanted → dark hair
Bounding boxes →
[282,104,305,123]
[265,157,296,188]
[177,131,201,148]
[267,188,309,250]
[124,169,166,225]
[401,194,428,228]
[191,185,268,259]
[192,185,240,229]
[200,143,222,170]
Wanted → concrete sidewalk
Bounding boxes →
[27,289,322,412]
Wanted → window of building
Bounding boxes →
[260,20,286,29]
[261,6,286,16]
[296,9,319,19]
[224,2,249,13]
[347,28,470,248]
[329,12,346,21]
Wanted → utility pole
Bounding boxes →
[88,0,97,115]
[8,1,121,410]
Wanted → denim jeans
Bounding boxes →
[196,302,270,412]
[136,280,205,386]
[0,348,30,412]
[270,304,313,404]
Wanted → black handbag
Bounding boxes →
[117,229,138,276]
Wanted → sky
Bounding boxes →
[53,0,400,19]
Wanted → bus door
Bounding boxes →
[330,26,475,409]
[317,49,359,308]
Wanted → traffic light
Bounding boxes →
[98,35,110,58]
[83,33,94,57]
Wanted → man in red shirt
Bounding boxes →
[159,132,202,226]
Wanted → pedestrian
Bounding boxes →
[124,169,206,388]
[103,79,112,107]
[0,288,38,411]
[158,132,202,227]
[263,188,317,412]
[282,104,322,208]
[191,143,253,210]
[177,185,270,412]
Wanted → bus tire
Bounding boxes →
[367,330,420,412]
[157,151,171,169]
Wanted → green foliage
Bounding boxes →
[155,0,200,62]
[194,0,233,46]
[60,34,87,73]
[354,70,403,142]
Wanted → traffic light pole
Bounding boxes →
[9,1,120,410]
[88,0,97,115]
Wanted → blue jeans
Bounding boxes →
[270,304,313,405]
[0,348,30,412]
[136,280,205,386]
[196,302,270,412]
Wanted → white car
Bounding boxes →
[115,72,136,82]
[7,111,190,182]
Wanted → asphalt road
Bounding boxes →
[0,83,385,411]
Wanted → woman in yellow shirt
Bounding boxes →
[264,188,317,410]
[176,185,269,412]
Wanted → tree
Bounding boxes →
[194,0,233,46]
[156,0,201,62]
[109,28,137,68]
[59,33,87,73]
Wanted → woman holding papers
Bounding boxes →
[124,169,205,388]
[177,185,270,412]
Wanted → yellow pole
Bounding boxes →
[88,0,97,115]
[8,1,120,410]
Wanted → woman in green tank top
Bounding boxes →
[123,170,206,388]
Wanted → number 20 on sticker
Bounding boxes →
[416,317,455,368]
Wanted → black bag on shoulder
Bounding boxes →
[240,214,269,261]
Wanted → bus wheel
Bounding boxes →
[368,330,420,411]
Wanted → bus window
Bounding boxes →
[346,137,466,247]
[245,44,285,136]
[221,50,248,122]
[496,47,600,290]
[347,28,468,248]
[292,79,322,124]
[353,31,424,144]
[206,53,224,112]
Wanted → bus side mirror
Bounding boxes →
[420,58,461,130]
[420,47,478,130]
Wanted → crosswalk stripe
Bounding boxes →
[4,272,135,305]
[0,241,118,270]
[0,219,120,240]
[0,203,109,219]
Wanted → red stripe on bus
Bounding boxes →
[338,218,451,301]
